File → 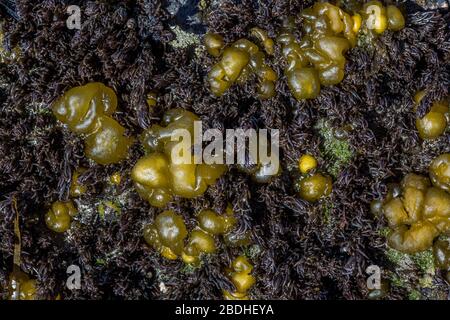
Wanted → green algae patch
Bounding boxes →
[315,119,353,177]
[169,26,202,57]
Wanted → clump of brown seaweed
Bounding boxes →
[0,0,449,300]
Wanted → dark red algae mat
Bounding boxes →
[0,0,449,300]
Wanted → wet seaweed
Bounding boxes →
[0,0,449,300]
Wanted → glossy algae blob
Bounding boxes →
[206,32,277,99]
[143,210,188,258]
[7,269,37,300]
[429,153,450,192]
[279,3,358,100]
[223,255,256,300]
[378,154,450,254]
[132,109,226,207]
[298,154,318,174]
[298,173,333,202]
[45,200,78,233]
[278,2,404,100]
[415,99,449,140]
[144,208,238,264]
[296,155,333,202]
[52,83,132,165]
[181,208,238,265]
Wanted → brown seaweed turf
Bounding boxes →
[0,0,449,299]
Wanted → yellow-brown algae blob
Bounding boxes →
[109,172,121,185]
[52,83,117,134]
[84,116,133,165]
[382,198,409,228]
[401,173,431,191]
[197,209,236,235]
[223,255,255,299]
[181,251,198,265]
[69,168,87,197]
[381,155,450,254]
[52,83,132,165]
[250,27,275,55]
[143,210,188,257]
[422,187,450,220]
[184,229,216,257]
[388,222,438,254]
[204,33,225,57]
[298,154,318,174]
[386,5,405,31]
[206,36,277,99]
[279,2,364,100]
[402,186,425,223]
[208,47,249,96]
[180,207,238,265]
[287,67,321,100]
[223,290,249,300]
[133,109,227,207]
[352,13,362,33]
[429,153,450,192]
[8,270,37,300]
[45,200,77,233]
[298,173,333,202]
[233,39,277,99]
[416,108,448,140]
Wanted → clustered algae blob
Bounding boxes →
[205,33,277,99]
[280,2,359,99]
[223,255,256,300]
[414,95,449,140]
[373,154,450,257]
[430,153,450,192]
[204,2,405,101]
[297,154,332,202]
[132,109,227,207]
[7,269,37,300]
[143,210,188,260]
[280,1,404,100]
[362,1,405,34]
[52,83,133,165]
[183,207,237,265]
[45,200,78,233]
[298,154,318,174]
[143,207,238,265]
